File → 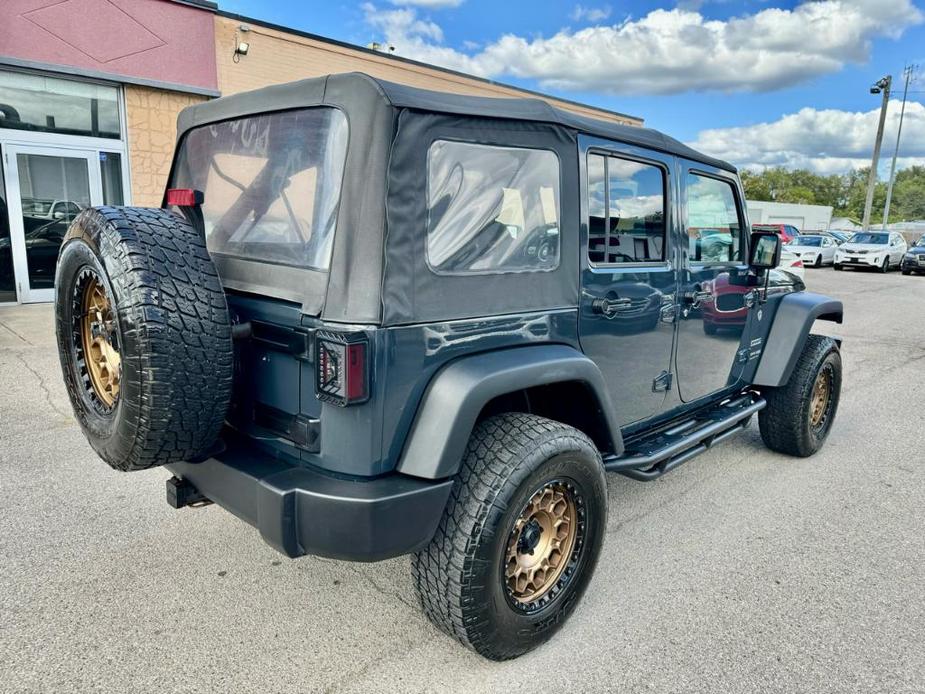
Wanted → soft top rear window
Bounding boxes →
[171,107,348,271]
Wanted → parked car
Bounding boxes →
[752,223,798,243]
[834,231,908,272]
[52,73,844,661]
[778,246,805,280]
[800,230,848,245]
[786,234,838,267]
[901,235,925,275]
[826,230,853,244]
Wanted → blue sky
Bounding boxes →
[218,0,925,174]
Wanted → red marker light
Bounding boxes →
[165,188,203,207]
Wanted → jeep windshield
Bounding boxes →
[170,108,348,270]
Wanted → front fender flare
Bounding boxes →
[752,291,843,388]
[396,345,622,480]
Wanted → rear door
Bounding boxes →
[578,137,678,427]
[676,162,750,403]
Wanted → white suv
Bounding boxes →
[834,231,907,272]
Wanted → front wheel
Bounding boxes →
[759,335,841,457]
[834,263,843,271]
[880,258,890,273]
[412,413,607,661]
[814,255,822,268]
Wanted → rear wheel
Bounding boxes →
[412,413,607,661]
[55,207,233,471]
[759,335,841,457]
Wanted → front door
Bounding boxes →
[578,139,678,427]
[676,162,750,403]
[2,145,103,303]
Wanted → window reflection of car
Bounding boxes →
[0,219,70,289]
[703,268,805,335]
[22,199,83,235]
[695,228,734,262]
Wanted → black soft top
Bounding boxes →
[172,73,738,324]
[178,72,734,173]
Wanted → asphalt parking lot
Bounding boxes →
[1,268,923,693]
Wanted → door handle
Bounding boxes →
[591,296,632,318]
[682,288,713,305]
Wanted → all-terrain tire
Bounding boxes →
[55,206,233,471]
[758,335,841,457]
[412,413,607,661]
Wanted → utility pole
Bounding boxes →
[862,75,891,231]
[882,64,916,228]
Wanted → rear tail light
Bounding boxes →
[793,259,804,268]
[316,333,369,406]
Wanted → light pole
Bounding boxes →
[882,65,916,228]
[862,75,891,231]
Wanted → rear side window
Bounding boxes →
[171,107,348,270]
[587,153,666,264]
[426,141,560,275]
[687,173,743,263]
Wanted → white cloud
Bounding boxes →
[570,4,612,22]
[688,100,925,173]
[388,0,463,7]
[364,3,445,43]
[363,0,923,95]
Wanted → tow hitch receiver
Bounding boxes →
[166,476,213,509]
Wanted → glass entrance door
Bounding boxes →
[2,144,102,303]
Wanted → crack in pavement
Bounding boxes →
[0,320,31,346]
[10,352,73,421]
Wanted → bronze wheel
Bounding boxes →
[505,481,578,605]
[809,365,832,430]
[74,269,121,410]
[504,478,586,613]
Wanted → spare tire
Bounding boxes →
[55,207,233,471]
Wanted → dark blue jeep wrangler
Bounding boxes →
[54,73,843,661]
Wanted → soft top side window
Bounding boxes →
[426,140,561,275]
[686,173,744,263]
[587,153,666,265]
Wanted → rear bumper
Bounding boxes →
[166,438,453,562]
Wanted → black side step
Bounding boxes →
[602,393,766,482]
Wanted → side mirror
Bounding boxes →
[53,210,65,220]
[749,231,781,270]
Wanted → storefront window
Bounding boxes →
[0,146,15,302]
[100,152,124,205]
[0,71,120,139]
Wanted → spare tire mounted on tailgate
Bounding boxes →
[55,206,233,471]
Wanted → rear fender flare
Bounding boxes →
[752,291,843,388]
[396,345,623,480]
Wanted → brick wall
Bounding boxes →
[124,85,207,207]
